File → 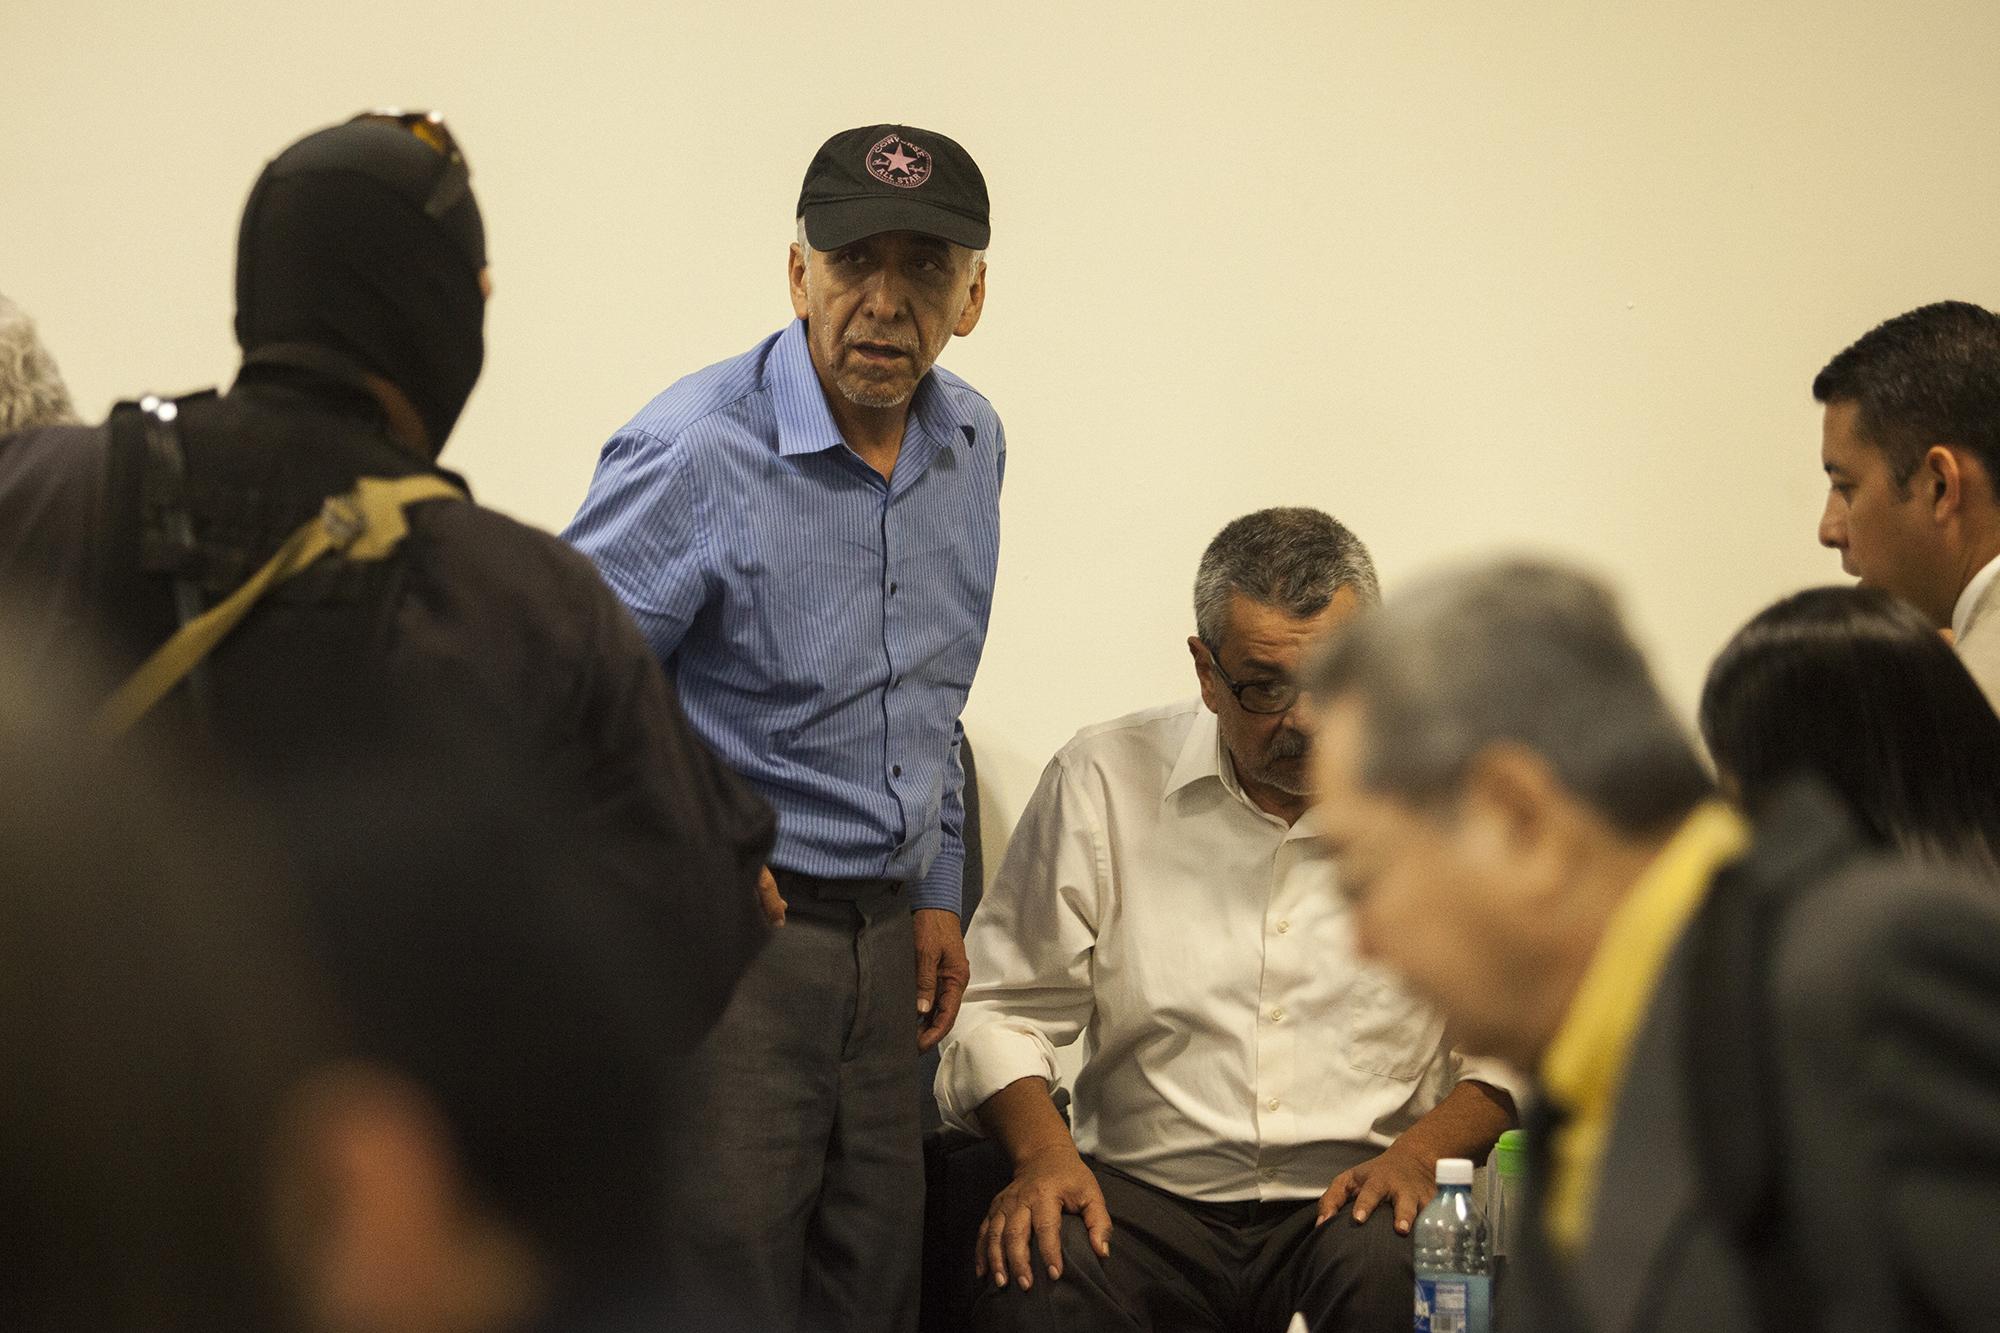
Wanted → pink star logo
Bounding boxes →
[867,135,933,189]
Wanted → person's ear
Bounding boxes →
[788,243,812,321]
[1922,445,1962,520]
[1932,443,1998,523]
[1455,743,1573,904]
[952,258,986,338]
[1189,636,1223,716]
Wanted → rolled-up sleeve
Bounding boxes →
[936,749,1103,1135]
[1453,1051,1529,1112]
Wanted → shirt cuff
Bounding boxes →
[935,1018,1063,1137]
[1455,1053,1528,1110]
[910,843,965,914]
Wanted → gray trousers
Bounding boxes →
[662,880,921,1333]
[971,1153,1413,1333]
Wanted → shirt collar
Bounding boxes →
[911,364,975,449]
[1165,704,1226,799]
[769,319,847,457]
[1540,800,1749,1120]
[1163,703,1320,837]
[768,318,971,458]
[1535,800,1748,1252]
[1954,551,2000,640]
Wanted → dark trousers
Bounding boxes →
[662,878,921,1333]
[971,1153,1412,1333]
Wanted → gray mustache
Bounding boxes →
[845,332,918,355]
[1267,732,1309,761]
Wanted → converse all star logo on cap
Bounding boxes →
[797,123,990,251]
[867,133,933,189]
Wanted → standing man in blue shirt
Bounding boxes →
[564,124,1001,1332]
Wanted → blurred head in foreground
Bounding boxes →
[0,645,318,1331]
[275,716,683,1332]
[1303,558,1712,1068]
[0,293,78,433]
[0,647,680,1332]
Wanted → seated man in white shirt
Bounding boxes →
[936,508,1518,1332]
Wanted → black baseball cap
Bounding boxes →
[797,124,990,251]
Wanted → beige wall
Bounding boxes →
[5,2,1997,872]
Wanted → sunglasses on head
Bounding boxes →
[348,108,470,219]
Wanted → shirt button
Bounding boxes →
[1270,1007,1285,1023]
[1276,920,1291,934]
[889,582,899,595]
[1267,1098,1281,1112]
[893,765,903,777]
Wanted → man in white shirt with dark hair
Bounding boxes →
[1814,300,2000,708]
[937,508,1517,1333]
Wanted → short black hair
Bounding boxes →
[1700,585,2000,871]
[1812,300,2000,488]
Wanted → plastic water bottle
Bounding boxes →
[1414,1157,1492,1333]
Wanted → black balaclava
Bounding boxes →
[234,119,487,455]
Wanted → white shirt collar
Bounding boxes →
[1162,703,1320,838]
[1954,552,2000,641]
[1163,703,1225,799]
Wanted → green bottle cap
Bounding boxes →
[1495,1129,1527,1178]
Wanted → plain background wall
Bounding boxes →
[6,2,1998,877]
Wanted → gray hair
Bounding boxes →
[1193,507,1381,647]
[1304,558,1711,835]
[794,218,985,277]
[0,295,78,433]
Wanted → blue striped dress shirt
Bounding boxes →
[563,319,1004,913]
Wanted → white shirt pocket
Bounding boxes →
[1346,970,1446,1082]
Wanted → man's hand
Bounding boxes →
[1316,1144,1436,1235]
[914,907,969,1052]
[756,865,787,927]
[975,1144,1112,1290]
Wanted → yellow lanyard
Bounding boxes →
[94,473,465,737]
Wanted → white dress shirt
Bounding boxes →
[938,699,1517,1203]
[1952,554,2000,712]
[1953,552,2000,643]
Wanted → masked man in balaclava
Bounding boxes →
[0,113,776,1329]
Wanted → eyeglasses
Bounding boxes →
[348,108,470,219]
[1200,640,1302,715]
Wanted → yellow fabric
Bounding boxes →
[1537,800,1750,1254]
[94,474,464,737]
